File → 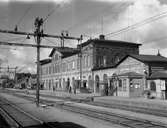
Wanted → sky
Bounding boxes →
[0,0,167,73]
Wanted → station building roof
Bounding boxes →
[147,71,167,79]
[39,59,51,65]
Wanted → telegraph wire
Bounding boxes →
[2,37,25,42]
[67,2,129,32]
[43,1,66,23]
[43,7,59,23]
[16,5,33,27]
[0,37,27,50]
[43,37,58,46]
[105,10,167,38]
[85,2,130,39]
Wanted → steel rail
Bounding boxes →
[3,90,167,128]
[6,89,167,118]
[0,97,43,128]
[0,96,61,128]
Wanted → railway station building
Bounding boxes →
[39,35,167,99]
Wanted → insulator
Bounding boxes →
[66,33,68,37]
[80,35,83,40]
[14,25,18,32]
[61,32,64,37]
[26,35,30,39]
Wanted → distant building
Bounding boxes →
[40,35,141,92]
[15,73,31,89]
[40,35,167,99]
[98,54,167,98]
[15,73,39,89]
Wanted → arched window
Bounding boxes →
[103,74,108,84]
[114,55,120,64]
[88,75,93,89]
[118,79,122,91]
[95,75,100,93]
[150,81,156,91]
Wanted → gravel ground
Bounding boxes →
[0,92,124,128]
[0,114,10,128]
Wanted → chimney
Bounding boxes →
[99,34,105,40]
[157,49,161,56]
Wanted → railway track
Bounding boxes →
[87,101,167,118]
[5,89,167,118]
[61,103,167,128]
[2,90,167,128]
[0,97,60,128]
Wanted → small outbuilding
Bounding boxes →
[147,71,167,100]
[117,72,144,98]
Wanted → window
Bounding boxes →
[49,66,50,74]
[55,64,56,73]
[150,81,156,91]
[122,79,126,91]
[67,63,70,71]
[72,61,75,69]
[114,54,120,64]
[87,55,90,67]
[82,56,85,68]
[46,67,48,74]
[57,64,60,73]
[103,56,107,66]
[64,63,67,72]
[118,79,122,91]
[77,58,80,69]
[89,55,92,67]
[86,55,88,67]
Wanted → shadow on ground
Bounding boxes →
[25,122,86,128]
[0,114,10,128]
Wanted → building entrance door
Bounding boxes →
[129,79,143,97]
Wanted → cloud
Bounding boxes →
[1,0,71,3]
[93,0,134,3]
[0,0,9,2]
[104,0,167,56]
[10,48,26,59]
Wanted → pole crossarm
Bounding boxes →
[0,17,82,107]
[0,29,82,40]
[0,41,80,52]
[0,29,34,36]
[43,33,81,40]
[0,67,16,69]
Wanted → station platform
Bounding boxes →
[0,90,129,128]
[6,88,167,108]
[94,96,167,110]
[2,88,167,127]
[6,88,167,112]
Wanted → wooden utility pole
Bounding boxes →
[14,67,18,86]
[78,36,83,90]
[0,17,82,107]
[34,17,43,106]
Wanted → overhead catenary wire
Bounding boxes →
[0,37,27,50]
[16,4,33,27]
[84,2,130,39]
[43,7,59,23]
[67,2,130,32]
[2,37,26,42]
[105,10,167,38]
[43,37,58,46]
[43,1,66,23]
